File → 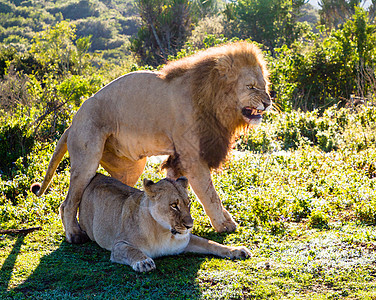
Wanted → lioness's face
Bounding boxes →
[237,66,272,126]
[144,177,193,238]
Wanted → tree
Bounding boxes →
[131,0,193,66]
[225,0,309,51]
[30,21,92,76]
[31,21,77,75]
[270,7,376,110]
[318,0,375,29]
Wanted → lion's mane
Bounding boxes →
[159,42,269,169]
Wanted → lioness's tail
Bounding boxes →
[31,128,70,196]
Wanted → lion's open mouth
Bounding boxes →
[241,106,263,122]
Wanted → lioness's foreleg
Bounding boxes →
[185,235,251,259]
[184,162,237,233]
[111,241,156,272]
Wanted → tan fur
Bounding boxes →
[79,174,251,272]
[32,41,272,243]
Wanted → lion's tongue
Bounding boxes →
[242,107,262,120]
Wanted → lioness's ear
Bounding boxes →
[216,55,237,82]
[143,178,156,196]
[176,177,189,189]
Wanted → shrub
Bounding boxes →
[308,210,329,229]
[269,7,376,111]
[0,112,34,178]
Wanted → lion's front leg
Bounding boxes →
[111,241,156,273]
[184,162,238,233]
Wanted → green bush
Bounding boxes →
[58,74,103,106]
[269,7,376,111]
[241,106,376,153]
[308,210,329,229]
[0,112,34,178]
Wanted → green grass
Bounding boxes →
[2,107,376,299]
[2,219,376,299]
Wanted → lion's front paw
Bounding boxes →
[212,209,238,233]
[132,258,156,272]
[229,246,251,259]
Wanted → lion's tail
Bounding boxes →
[31,128,70,196]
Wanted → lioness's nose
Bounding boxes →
[183,216,194,229]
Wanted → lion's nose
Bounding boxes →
[262,91,275,111]
[262,101,271,110]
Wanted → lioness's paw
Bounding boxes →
[229,247,251,259]
[132,258,156,272]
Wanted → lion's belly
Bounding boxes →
[141,233,190,258]
[104,133,174,162]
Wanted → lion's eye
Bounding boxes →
[247,85,255,90]
[171,203,179,210]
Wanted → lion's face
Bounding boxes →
[144,177,193,238]
[236,66,272,126]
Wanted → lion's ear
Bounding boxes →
[216,55,237,82]
[176,177,189,189]
[143,178,156,196]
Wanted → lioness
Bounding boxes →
[79,173,251,272]
[32,41,272,244]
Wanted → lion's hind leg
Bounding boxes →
[60,129,106,244]
[111,241,156,272]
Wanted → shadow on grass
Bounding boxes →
[0,235,25,293]
[12,240,204,299]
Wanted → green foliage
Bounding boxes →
[30,21,82,76]
[242,106,376,155]
[0,45,16,77]
[224,0,310,50]
[131,0,194,66]
[308,210,329,229]
[0,141,69,229]
[318,0,375,29]
[48,0,100,20]
[0,0,138,62]
[0,112,34,179]
[57,74,103,106]
[270,7,376,111]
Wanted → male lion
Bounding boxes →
[31,41,272,244]
[79,173,251,272]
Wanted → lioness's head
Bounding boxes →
[143,177,193,237]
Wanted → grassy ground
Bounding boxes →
[1,107,376,299]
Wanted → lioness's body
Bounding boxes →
[79,174,250,272]
[32,42,272,244]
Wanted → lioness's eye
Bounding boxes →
[247,85,255,90]
[171,203,178,210]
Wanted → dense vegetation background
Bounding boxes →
[1,0,376,298]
